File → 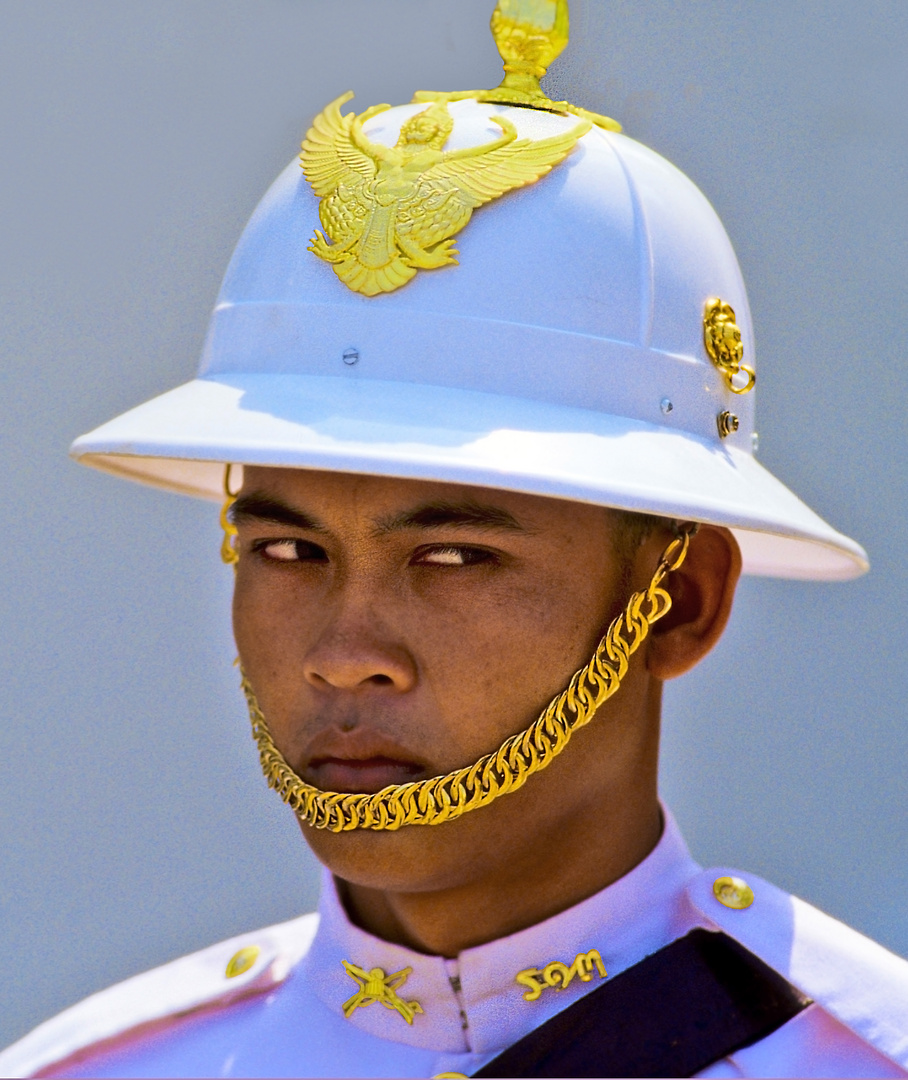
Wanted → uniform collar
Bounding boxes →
[299,805,702,1054]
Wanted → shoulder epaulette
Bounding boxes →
[686,867,908,1070]
[0,913,318,1079]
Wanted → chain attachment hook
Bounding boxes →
[220,464,240,567]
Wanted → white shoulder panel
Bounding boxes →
[686,868,908,1071]
[0,912,319,1079]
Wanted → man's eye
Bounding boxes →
[256,539,328,563]
[412,545,496,567]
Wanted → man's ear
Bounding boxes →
[645,525,742,680]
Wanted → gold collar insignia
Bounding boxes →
[516,948,607,1001]
[341,960,424,1025]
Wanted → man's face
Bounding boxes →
[232,467,668,892]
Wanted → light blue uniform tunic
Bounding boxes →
[3,809,907,1078]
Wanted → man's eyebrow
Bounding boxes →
[375,501,528,534]
[229,493,324,531]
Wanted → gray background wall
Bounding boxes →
[1,0,905,1049]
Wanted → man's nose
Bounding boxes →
[301,606,418,693]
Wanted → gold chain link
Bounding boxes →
[239,526,694,832]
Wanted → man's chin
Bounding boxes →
[297,816,491,895]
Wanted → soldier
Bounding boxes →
[3,1,907,1076]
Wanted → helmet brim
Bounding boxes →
[71,373,868,581]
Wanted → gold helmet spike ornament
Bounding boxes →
[413,0,620,129]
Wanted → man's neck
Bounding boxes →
[336,790,663,958]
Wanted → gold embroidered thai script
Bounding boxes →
[515,949,607,1001]
[341,960,424,1025]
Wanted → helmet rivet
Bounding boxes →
[660,398,673,415]
[343,348,360,366]
[717,410,739,439]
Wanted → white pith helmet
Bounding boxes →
[70,2,867,582]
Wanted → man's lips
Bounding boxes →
[300,727,429,794]
[305,755,425,795]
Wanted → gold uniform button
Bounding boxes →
[225,945,261,979]
[713,875,755,910]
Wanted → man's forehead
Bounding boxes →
[237,466,603,532]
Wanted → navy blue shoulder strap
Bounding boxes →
[472,928,811,1078]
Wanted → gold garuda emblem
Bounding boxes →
[300,93,589,296]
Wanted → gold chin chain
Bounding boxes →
[229,500,695,833]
